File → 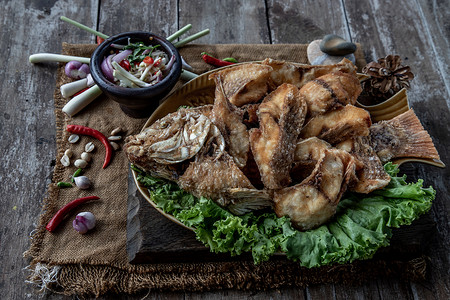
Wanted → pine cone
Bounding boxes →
[362,55,414,100]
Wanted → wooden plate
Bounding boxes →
[131,62,444,231]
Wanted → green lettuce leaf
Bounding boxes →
[135,162,435,268]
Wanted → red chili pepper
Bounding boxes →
[119,59,131,71]
[66,125,113,169]
[201,52,235,67]
[96,36,105,45]
[46,196,100,232]
[143,56,154,65]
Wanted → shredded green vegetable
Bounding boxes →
[134,163,435,267]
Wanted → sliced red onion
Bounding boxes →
[142,49,150,55]
[86,74,94,86]
[112,49,132,63]
[101,54,116,82]
[165,55,175,70]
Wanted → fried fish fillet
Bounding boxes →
[208,63,273,107]
[337,137,390,193]
[368,109,441,163]
[211,77,249,168]
[291,137,332,183]
[262,58,357,89]
[300,105,372,144]
[178,153,272,215]
[300,71,362,119]
[250,83,307,189]
[274,149,357,230]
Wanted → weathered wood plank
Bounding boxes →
[266,0,349,44]
[343,0,450,299]
[0,1,98,300]
[178,0,269,44]
[98,0,178,38]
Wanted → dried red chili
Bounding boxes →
[201,52,236,67]
[46,195,100,232]
[66,125,113,169]
[96,36,105,45]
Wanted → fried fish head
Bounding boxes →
[300,104,372,145]
[208,63,273,107]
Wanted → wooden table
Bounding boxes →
[2,0,448,299]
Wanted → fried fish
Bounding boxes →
[300,105,372,144]
[299,71,362,119]
[368,109,441,163]
[208,63,273,107]
[210,76,249,168]
[261,58,357,89]
[249,83,307,189]
[337,137,390,193]
[274,149,357,230]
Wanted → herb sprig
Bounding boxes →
[123,42,160,63]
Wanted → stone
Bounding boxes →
[307,40,355,65]
[319,34,357,56]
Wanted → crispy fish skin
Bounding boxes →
[300,71,362,119]
[208,63,273,107]
[300,105,372,145]
[369,109,441,163]
[211,77,249,168]
[274,149,357,231]
[262,58,357,89]
[250,83,307,189]
[337,137,390,193]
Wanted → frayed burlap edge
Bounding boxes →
[24,256,427,297]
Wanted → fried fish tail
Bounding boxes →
[369,109,441,163]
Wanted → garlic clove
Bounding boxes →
[74,175,91,189]
[73,212,96,234]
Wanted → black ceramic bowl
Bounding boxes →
[90,31,182,118]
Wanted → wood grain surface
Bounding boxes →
[1,0,448,299]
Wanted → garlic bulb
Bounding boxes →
[73,212,96,234]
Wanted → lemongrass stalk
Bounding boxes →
[173,29,210,48]
[113,70,138,88]
[166,24,192,42]
[29,53,90,64]
[60,16,109,39]
[62,85,102,117]
[60,78,88,98]
[111,61,149,87]
[180,69,198,81]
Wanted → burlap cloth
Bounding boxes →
[24,43,426,297]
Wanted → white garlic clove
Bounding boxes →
[74,159,88,168]
[74,175,91,189]
[68,134,80,143]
